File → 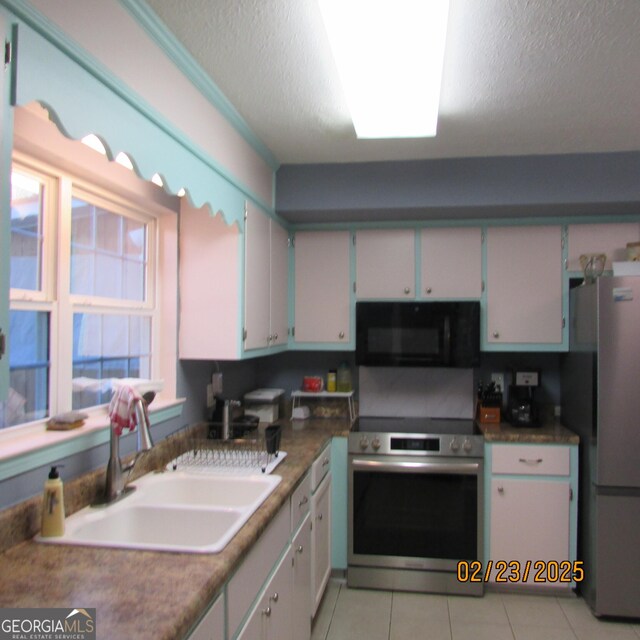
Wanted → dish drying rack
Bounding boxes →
[166,425,286,475]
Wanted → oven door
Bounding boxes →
[348,455,484,572]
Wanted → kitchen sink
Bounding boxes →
[36,471,282,553]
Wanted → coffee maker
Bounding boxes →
[507,370,540,427]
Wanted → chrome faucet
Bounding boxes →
[100,391,155,505]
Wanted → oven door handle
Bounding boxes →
[351,458,481,475]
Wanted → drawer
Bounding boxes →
[311,443,331,492]
[228,503,290,636]
[291,471,311,532]
[491,444,570,476]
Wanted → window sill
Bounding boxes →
[0,398,185,482]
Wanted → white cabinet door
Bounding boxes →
[179,200,241,359]
[270,219,289,347]
[420,227,482,298]
[490,477,571,588]
[294,231,351,344]
[237,548,293,640]
[292,515,312,640]
[486,225,563,344]
[567,222,640,271]
[311,472,332,617]
[245,205,289,351]
[356,229,415,299]
[244,204,271,350]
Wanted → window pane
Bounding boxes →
[70,198,147,302]
[10,170,45,291]
[72,313,151,410]
[1,311,50,427]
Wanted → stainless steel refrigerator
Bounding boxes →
[562,276,640,618]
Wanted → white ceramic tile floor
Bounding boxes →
[311,579,640,640]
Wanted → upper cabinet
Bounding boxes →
[566,223,640,272]
[244,204,288,351]
[420,227,482,299]
[355,229,415,299]
[485,225,564,348]
[293,231,351,346]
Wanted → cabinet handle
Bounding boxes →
[426,287,432,294]
[493,331,500,339]
[404,287,411,294]
[519,458,543,465]
[322,458,330,467]
[274,333,278,341]
[338,331,345,339]
[497,486,504,493]
[298,495,308,508]
[297,545,304,553]
[270,592,279,603]
[262,606,271,617]
[317,512,323,521]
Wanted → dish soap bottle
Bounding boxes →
[41,465,65,537]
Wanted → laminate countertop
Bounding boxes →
[0,419,351,640]
[478,420,579,444]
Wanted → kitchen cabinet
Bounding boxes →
[188,593,224,640]
[487,443,577,592]
[293,230,351,345]
[311,471,332,617]
[420,227,482,299]
[485,225,564,347]
[566,222,640,272]
[244,203,288,351]
[179,200,242,359]
[355,229,415,299]
[236,547,293,640]
[292,514,312,640]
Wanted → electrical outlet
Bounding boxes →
[491,373,505,393]
[206,384,214,408]
[211,372,223,396]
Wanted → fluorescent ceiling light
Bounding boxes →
[318,0,449,139]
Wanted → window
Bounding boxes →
[4,157,158,428]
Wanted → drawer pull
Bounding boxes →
[497,486,504,493]
[298,495,309,508]
[322,458,330,467]
[296,545,304,553]
[270,592,279,603]
[317,512,323,521]
[519,458,543,465]
[262,606,271,617]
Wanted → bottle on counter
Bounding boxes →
[41,465,65,537]
[336,362,352,392]
[327,369,337,393]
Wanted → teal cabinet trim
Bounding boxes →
[118,0,278,171]
[0,400,184,482]
[331,437,348,570]
[1,0,273,228]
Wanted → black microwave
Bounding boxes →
[356,301,480,368]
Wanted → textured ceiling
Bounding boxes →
[144,0,640,165]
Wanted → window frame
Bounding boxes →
[8,152,161,426]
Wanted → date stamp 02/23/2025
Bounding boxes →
[457,560,585,584]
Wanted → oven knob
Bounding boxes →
[371,437,381,451]
[359,436,370,450]
[463,438,473,453]
[450,438,460,452]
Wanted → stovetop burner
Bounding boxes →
[355,416,479,436]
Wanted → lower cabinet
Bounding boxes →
[311,471,332,616]
[237,547,294,640]
[487,443,578,592]
[292,514,312,640]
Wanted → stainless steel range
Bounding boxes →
[348,416,484,596]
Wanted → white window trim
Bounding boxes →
[2,149,181,480]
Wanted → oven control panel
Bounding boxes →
[352,433,484,457]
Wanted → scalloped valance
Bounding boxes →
[10,14,254,229]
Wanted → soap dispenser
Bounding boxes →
[41,465,65,537]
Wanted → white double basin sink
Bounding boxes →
[37,471,282,553]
